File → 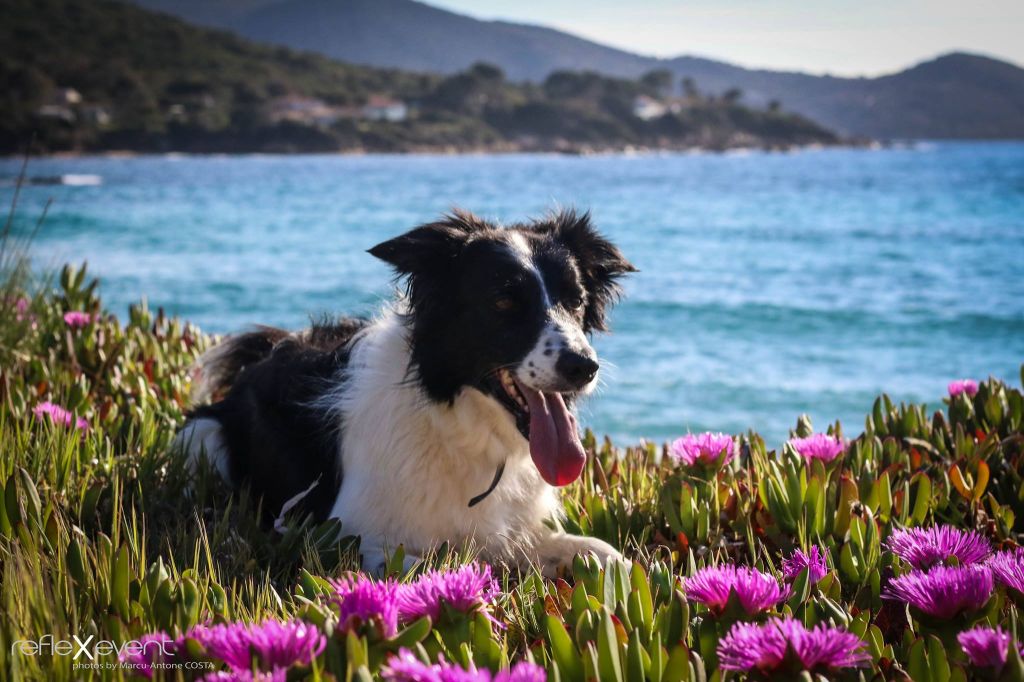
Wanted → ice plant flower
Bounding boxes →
[782,546,829,583]
[191,620,325,672]
[787,433,846,464]
[329,574,401,638]
[32,401,89,430]
[987,548,1024,596]
[200,672,286,682]
[669,432,735,468]
[63,311,94,328]
[885,525,992,569]
[398,562,499,623]
[958,625,1020,669]
[882,564,993,620]
[718,617,868,674]
[381,649,546,682]
[948,379,979,397]
[682,565,790,617]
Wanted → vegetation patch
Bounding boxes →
[1,255,1022,680]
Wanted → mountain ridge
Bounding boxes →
[129,0,1024,139]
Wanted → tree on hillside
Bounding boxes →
[640,69,673,97]
[681,77,699,100]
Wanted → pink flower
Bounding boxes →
[382,649,545,682]
[32,401,89,431]
[14,297,30,320]
[958,625,1020,669]
[200,672,286,682]
[669,432,735,468]
[188,620,325,672]
[329,574,401,638]
[682,565,790,617]
[886,525,991,570]
[782,546,829,583]
[398,563,499,624]
[718,618,868,673]
[882,565,993,619]
[787,433,846,464]
[63,311,94,328]
[948,379,979,397]
[987,548,1024,595]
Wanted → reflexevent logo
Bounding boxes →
[10,635,214,673]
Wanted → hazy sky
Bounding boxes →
[429,0,1024,76]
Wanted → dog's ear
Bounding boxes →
[549,209,637,332]
[368,210,485,276]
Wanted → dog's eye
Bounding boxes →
[565,295,584,311]
[494,296,518,312]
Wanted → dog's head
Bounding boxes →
[369,209,636,487]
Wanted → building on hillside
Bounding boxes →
[268,95,344,127]
[632,95,669,120]
[362,96,408,122]
[51,88,82,106]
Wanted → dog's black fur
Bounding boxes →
[186,209,635,523]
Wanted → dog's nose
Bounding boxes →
[556,351,599,388]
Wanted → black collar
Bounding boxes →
[467,461,506,508]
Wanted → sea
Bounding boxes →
[3,142,1023,445]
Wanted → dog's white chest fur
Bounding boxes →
[329,311,561,568]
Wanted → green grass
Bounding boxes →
[1,258,1023,680]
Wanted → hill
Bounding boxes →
[132,0,1024,139]
[0,0,840,154]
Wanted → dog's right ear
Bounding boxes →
[368,210,485,276]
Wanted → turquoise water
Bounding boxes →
[4,142,1023,444]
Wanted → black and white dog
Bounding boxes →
[175,209,635,574]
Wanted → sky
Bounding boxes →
[428,0,1024,76]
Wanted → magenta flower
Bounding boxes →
[32,401,89,431]
[882,565,993,619]
[987,548,1024,595]
[886,525,992,570]
[682,565,790,617]
[669,432,735,468]
[200,672,286,682]
[64,311,94,328]
[329,574,401,638]
[189,620,325,672]
[382,649,545,682]
[718,618,868,674]
[948,380,979,397]
[958,626,1020,669]
[398,563,499,623]
[14,297,31,321]
[782,546,829,583]
[787,433,846,464]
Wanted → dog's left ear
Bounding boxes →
[550,210,637,332]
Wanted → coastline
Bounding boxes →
[5,137,877,162]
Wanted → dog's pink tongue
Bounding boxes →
[517,382,586,487]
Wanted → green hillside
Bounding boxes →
[1,0,840,153]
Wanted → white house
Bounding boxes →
[632,95,668,120]
[362,96,408,122]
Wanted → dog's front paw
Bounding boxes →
[537,534,625,578]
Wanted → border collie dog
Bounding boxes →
[175,209,636,574]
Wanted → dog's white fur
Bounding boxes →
[181,306,621,575]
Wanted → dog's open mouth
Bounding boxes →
[490,368,587,487]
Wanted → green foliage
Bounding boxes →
[1,0,839,154]
[1,262,1023,680]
